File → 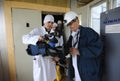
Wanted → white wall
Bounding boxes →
[0,1,10,81]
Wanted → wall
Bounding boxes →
[5,0,70,8]
[0,1,9,81]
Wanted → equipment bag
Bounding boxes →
[26,42,47,56]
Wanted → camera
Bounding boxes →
[42,32,59,48]
[26,31,64,57]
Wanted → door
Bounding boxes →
[12,8,41,81]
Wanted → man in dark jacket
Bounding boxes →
[64,11,103,81]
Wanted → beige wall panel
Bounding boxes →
[10,1,69,12]
[5,0,70,8]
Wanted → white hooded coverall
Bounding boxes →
[22,26,56,81]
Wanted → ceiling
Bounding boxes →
[77,0,94,7]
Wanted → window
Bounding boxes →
[91,2,106,34]
[114,0,120,7]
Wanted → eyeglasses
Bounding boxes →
[67,18,77,26]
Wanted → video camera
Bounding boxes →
[26,31,64,57]
[42,32,59,48]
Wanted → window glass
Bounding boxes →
[114,0,120,7]
[91,2,106,34]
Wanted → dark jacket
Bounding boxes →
[66,26,103,81]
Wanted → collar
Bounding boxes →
[44,27,50,34]
[71,29,80,37]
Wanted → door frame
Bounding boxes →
[4,1,70,81]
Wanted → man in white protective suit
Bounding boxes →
[22,14,57,81]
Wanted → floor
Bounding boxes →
[54,76,68,81]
